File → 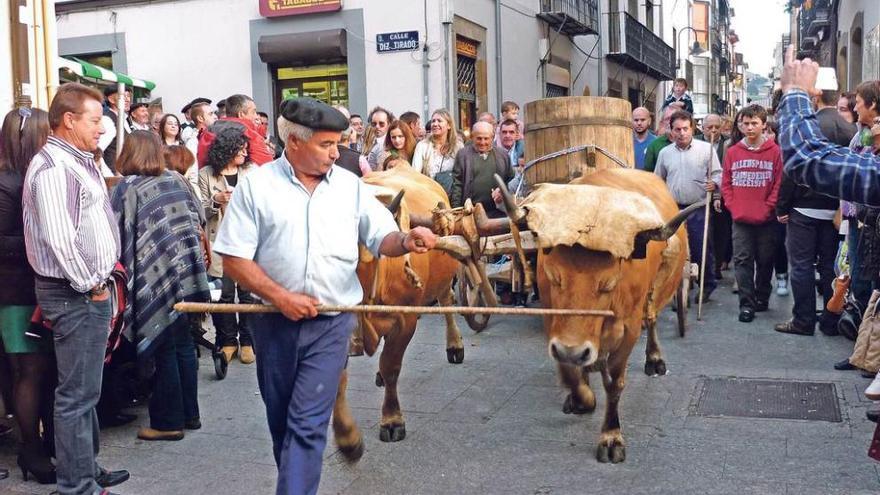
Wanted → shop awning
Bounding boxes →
[57,56,156,91]
[258,29,347,66]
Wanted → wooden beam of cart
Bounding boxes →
[173,302,614,318]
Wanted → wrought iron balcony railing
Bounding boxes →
[605,11,675,81]
[537,0,600,36]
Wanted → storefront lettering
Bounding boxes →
[259,0,342,18]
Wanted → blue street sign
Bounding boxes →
[376,31,420,53]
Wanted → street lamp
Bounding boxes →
[675,26,706,71]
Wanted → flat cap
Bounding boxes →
[181,97,212,114]
[280,97,349,132]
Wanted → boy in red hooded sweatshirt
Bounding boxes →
[721,104,783,323]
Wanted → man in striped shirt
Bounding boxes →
[22,83,129,495]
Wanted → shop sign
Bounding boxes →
[259,0,342,18]
[376,31,420,53]
[456,37,478,58]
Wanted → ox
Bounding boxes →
[498,168,700,463]
[332,166,463,460]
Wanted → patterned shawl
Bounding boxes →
[110,171,210,357]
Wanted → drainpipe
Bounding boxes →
[597,0,604,96]
[495,0,503,113]
[423,0,430,122]
[42,0,59,103]
[11,0,33,107]
[441,0,453,110]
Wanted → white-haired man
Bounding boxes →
[212,97,437,495]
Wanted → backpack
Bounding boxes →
[849,290,880,372]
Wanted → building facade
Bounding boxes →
[794,0,880,92]
[57,0,613,129]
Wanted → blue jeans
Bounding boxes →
[148,316,199,430]
[848,220,874,307]
[35,278,110,495]
[251,312,354,495]
[683,205,716,295]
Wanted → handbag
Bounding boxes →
[433,170,454,196]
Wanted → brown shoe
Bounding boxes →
[239,345,255,364]
[221,345,237,363]
[136,427,184,441]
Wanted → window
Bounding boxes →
[546,83,569,98]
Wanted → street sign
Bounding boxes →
[376,31,420,53]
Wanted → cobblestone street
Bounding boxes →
[0,275,877,494]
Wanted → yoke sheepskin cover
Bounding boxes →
[522,183,665,259]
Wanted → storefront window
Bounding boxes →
[275,64,348,107]
[456,36,479,132]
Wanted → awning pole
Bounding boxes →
[116,82,125,158]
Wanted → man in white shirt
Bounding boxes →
[97,86,131,173]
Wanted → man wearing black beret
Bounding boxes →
[212,97,438,495]
[128,101,151,131]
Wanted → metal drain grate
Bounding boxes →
[692,377,841,422]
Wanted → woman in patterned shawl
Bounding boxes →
[110,130,210,441]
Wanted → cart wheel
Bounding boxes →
[457,268,490,332]
[213,351,228,380]
[677,269,689,338]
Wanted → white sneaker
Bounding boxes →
[866,372,880,401]
[776,274,789,297]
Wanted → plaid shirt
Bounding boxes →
[779,89,880,206]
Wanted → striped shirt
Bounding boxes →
[23,136,121,293]
[779,90,880,207]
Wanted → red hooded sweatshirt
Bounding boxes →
[721,138,783,225]
[197,117,274,168]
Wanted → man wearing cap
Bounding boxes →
[98,86,131,173]
[180,97,211,143]
[213,97,436,495]
[128,102,151,131]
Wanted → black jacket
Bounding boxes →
[450,144,513,216]
[335,145,363,177]
[816,107,857,147]
[0,170,36,306]
[776,108,855,216]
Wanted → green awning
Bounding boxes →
[57,56,156,91]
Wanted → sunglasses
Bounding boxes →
[18,107,31,132]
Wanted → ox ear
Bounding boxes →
[632,201,705,258]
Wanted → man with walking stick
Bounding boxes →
[211,97,437,495]
[655,110,722,306]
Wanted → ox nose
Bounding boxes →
[549,339,597,366]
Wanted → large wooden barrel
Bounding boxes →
[524,96,634,186]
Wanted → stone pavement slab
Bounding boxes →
[0,275,877,494]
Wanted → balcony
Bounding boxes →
[806,7,831,36]
[538,0,599,36]
[606,12,675,81]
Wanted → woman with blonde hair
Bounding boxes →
[412,109,463,194]
[377,119,417,168]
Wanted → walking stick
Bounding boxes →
[697,135,715,321]
[173,302,615,318]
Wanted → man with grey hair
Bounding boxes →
[450,121,514,218]
[213,97,437,495]
[330,105,367,176]
[215,93,274,165]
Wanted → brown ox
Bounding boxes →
[332,166,462,460]
[500,167,699,463]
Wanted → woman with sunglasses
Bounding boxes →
[0,107,56,483]
[199,125,257,366]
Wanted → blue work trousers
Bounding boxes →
[251,312,354,495]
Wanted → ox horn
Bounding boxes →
[494,174,527,225]
[631,201,705,259]
[387,189,405,215]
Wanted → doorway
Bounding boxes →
[273,64,349,110]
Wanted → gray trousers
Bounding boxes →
[35,278,111,495]
[732,221,778,310]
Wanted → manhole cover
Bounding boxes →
[692,377,841,422]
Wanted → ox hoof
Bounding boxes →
[338,439,365,463]
[596,438,626,464]
[562,393,595,415]
[446,347,464,364]
[375,372,385,387]
[644,359,667,377]
[379,423,406,443]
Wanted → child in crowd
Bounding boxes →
[662,78,695,115]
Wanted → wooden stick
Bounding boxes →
[697,135,716,321]
[173,302,614,318]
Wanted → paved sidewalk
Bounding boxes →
[0,275,878,494]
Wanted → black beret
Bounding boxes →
[181,97,212,114]
[280,97,348,132]
[130,101,148,111]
